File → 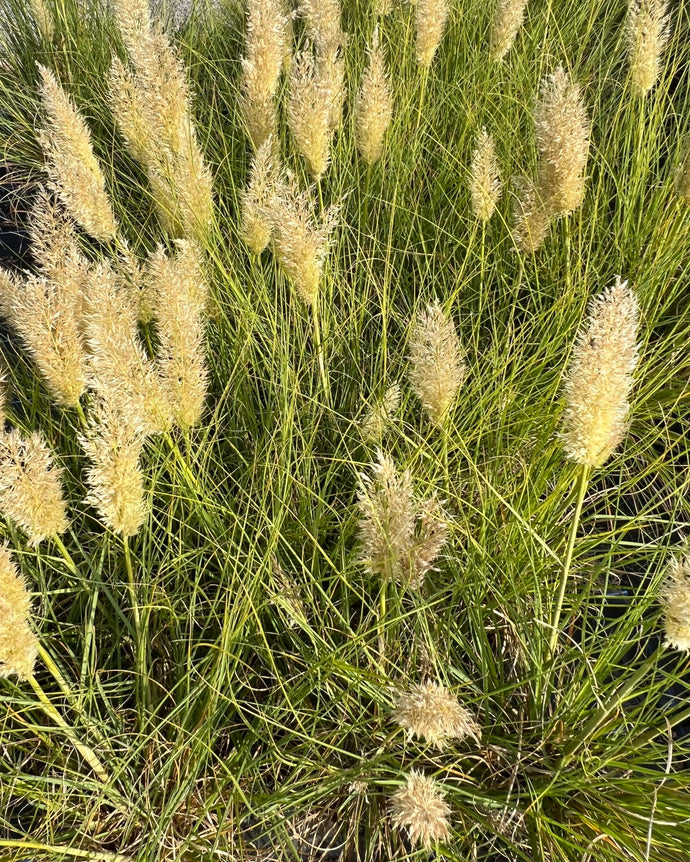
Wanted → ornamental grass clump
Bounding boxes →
[37,64,117,242]
[660,552,690,651]
[415,0,450,67]
[0,543,38,681]
[408,300,465,426]
[389,771,451,848]
[355,36,393,167]
[470,128,501,222]
[534,66,590,217]
[357,452,450,589]
[0,430,68,545]
[393,681,481,749]
[626,0,669,97]
[490,0,529,61]
[560,278,640,468]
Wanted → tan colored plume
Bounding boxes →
[560,278,640,467]
[389,771,451,848]
[80,398,148,538]
[534,66,590,216]
[0,543,38,681]
[109,4,214,239]
[29,0,54,40]
[287,49,339,179]
[415,0,450,67]
[242,137,279,255]
[470,128,501,222]
[84,262,172,436]
[0,430,69,545]
[267,175,336,307]
[626,0,669,97]
[408,300,465,426]
[147,241,209,429]
[661,552,690,651]
[356,36,393,166]
[37,64,117,242]
[393,681,481,749]
[512,174,551,252]
[357,452,450,589]
[490,0,529,61]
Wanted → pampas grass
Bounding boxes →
[0,0,688,860]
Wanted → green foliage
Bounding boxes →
[0,0,690,860]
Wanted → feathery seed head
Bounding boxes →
[80,398,148,537]
[29,0,54,40]
[242,137,279,255]
[357,452,450,588]
[242,92,279,152]
[512,174,551,252]
[356,37,393,166]
[560,278,640,467]
[85,262,172,435]
[374,0,394,15]
[287,49,337,179]
[389,771,451,848]
[0,543,38,681]
[409,494,450,587]
[534,66,590,216]
[299,0,345,54]
[108,19,214,240]
[7,274,87,408]
[626,0,669,97]
[0,430,68,544]
[147,241,209,428]
[268,175,336,306]
[415,0,450,67]
[37,65,117,242]
[358,452,416,583]
[241,0,289,104]
[361,383,401,443]
[470,129,501,222]
[408,300,465,426]
[490,0,529,61]
[661,553,690,651]
[393,681,481,749]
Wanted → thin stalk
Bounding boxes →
[563,214,572,294]
[415,66,429,133]
[312,300,330,404]
[52,533,79,577]
[0,842,131,862]
[26,672,110,784]
[123,536,148,716]
[548,464,590,657]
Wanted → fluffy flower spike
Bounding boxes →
[560,278,640,467]
[394,681,481,749]
[0,544,38,680]
[389,771,451,848]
